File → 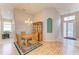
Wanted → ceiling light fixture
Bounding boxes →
[25,17,33,24]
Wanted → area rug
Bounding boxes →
[14,42,42,55]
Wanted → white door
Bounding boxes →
[64,20,75,38]
[67,21,74,37]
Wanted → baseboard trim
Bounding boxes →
[43,39,63,43]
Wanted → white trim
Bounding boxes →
[43,38,63,43]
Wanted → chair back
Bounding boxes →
[21,32,27,39]
[32,32,39,42]
[16,34,20,41]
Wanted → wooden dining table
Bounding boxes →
[21,34,32,47]
[21,34,32,39]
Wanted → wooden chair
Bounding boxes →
[28,32,39,45]
[21,32,32,47]
[16,34,23,48]
[21,32,27,39]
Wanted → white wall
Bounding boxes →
[75,12,79,40]
[75,12,79,46]
[14,9,33,34]
[0,11,1,40]
[34,7,62,42]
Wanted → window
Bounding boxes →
[3,20,12,32]
[64,15,75,21]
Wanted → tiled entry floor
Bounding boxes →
[0,39,79,55]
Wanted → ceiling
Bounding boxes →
[0,3,79,15]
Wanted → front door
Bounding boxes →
[63,15,75,39]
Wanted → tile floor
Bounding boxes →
[0,39,79,55]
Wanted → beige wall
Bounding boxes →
[74,12,79,46]
[0,11,1,40]
[14,7,62,42]
[14,9,33,34]
[33,7,62,42]
[75,12,79,40]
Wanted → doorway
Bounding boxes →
[63,15,76,40]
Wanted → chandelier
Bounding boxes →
[25,18,33,24]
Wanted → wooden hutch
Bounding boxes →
[32,22,43,41]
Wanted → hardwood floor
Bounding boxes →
[28,40,78,55]
[0,39,79,55]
